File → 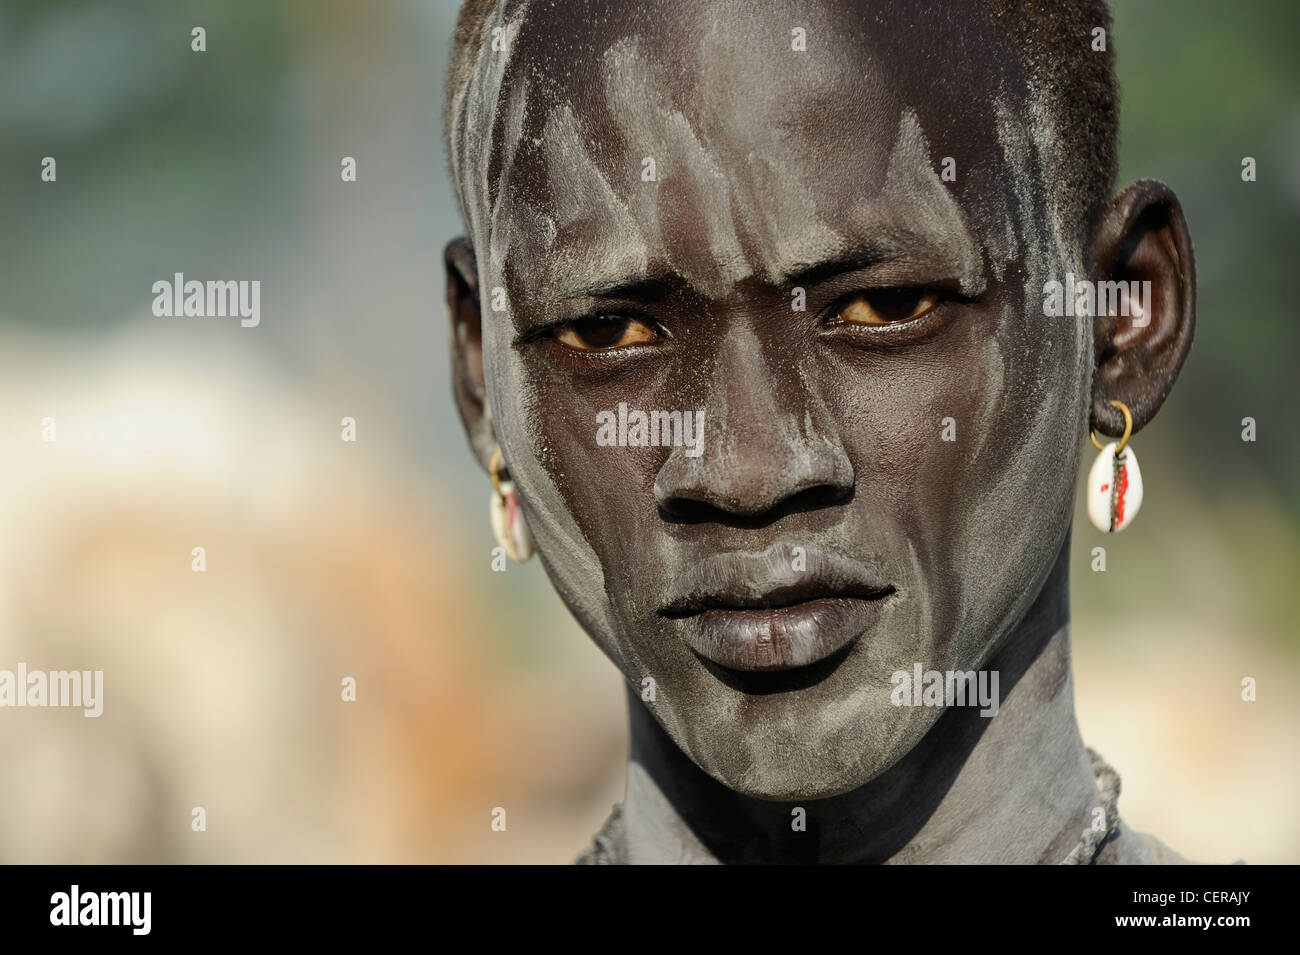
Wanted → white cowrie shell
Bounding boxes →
[1087,442,1143,533]
[490,481,535,562]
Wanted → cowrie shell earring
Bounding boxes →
[490,448,534,562]
[1087,400,1143,533]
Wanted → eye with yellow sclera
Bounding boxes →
[553,314,661,352]
[829,288,941,327]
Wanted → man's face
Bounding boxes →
[459,0,1091,798]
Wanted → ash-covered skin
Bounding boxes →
[446,0,1196,862]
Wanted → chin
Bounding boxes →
[679,690,934,801]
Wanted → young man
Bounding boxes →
[443,0,1196,863]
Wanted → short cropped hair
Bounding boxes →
[444,0,1118,241]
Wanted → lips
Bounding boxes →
[659,546,894,673]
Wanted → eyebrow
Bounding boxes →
[576,275,673,302]
[542,273,679,308]
[780,247,903,288]
[781,228,988,298]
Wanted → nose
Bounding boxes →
[653,327,853,525]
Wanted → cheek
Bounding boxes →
[822,311,1010,574]
[826,295,1082,658]
[518,349,669,546]
[494,342,682,669]
[535,401,663,572]
[928,298,1082,656]
[484,335,641,668]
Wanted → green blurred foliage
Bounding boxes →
[0,0,300,328]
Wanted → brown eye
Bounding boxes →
[835,289,940,326]
[554,314,658,351]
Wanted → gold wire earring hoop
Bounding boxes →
[490,447,506,499]
[1090,399,1133,454]
[1086,399,1144,534]
[488,447,535,562]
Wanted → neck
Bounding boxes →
[621,539,1099,864]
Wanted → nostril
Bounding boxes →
[659,482,854,529]
[657,497,714,524]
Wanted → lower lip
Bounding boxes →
[676,596,887,672]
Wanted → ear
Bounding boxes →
[445,236,496,471]
[1087,179,1196,437]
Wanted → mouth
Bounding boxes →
[659,547,895,673]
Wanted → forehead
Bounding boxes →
[460,0,1034,302]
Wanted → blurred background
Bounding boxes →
[0,0,1295,863]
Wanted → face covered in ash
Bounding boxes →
[445,0,1193,799]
